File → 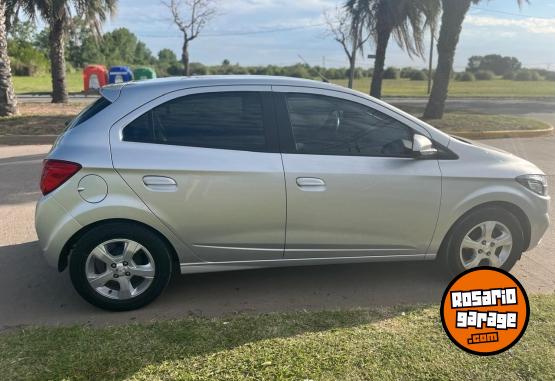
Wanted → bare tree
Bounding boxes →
[163,0,216,76]
[324,5,370,89]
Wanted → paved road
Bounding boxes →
[0,136,553,329]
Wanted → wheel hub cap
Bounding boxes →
[85,239,156,300]
[459,220,513,269]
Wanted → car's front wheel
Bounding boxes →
[69,222,172,311]
[443,207,524,275]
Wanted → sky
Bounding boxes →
[102,0,555,70]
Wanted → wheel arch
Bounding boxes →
[438,201,532,259]
[57,218,180,272]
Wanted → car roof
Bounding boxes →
[100,75,359,102]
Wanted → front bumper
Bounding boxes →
[527,211,550,251]
[35,195,82,269]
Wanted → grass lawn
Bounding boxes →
[12,74,555,98]
[423,113,552,134]
[332,78,555,98]
[1,294,554,380]
[13,72,83,94]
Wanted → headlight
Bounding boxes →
[516,174,548,196]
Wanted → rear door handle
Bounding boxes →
[143,176,177,192]
[296,177,326,191]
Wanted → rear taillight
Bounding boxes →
[40,160,82,195]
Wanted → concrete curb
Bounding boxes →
[446,126,554,140]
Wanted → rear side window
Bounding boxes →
[123,92,267,152]
[285,93,413,157]
[69,97,111,129]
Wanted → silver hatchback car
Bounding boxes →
[36,76,550,310]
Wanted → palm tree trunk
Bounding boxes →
[423,0,472,119]
[370,28,391,99]
[0,1,17,116]
[49,17,68,104]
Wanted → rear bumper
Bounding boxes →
[35,195,82,269]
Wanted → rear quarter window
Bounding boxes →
[123,92,267,152]
[68,97,112,129]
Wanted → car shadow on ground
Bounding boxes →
[0,241,450,329]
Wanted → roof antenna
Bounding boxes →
[298,54,329,83]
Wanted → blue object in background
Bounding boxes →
[108,66,134,84]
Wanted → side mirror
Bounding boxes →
[412,135,438,158]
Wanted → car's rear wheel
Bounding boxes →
[69,222,172,311]
[443,207,524,275]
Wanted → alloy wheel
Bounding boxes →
[85,239,156,300]
[459,220,513,269]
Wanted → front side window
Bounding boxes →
[285,93,413,157]
[123,92,267,152]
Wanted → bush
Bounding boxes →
[456,72,475,81]
[408,70,428,81]
[515,70,542,81]
[349,67,364,79]
[189,62,208,75]
[474,70,495,80]
[10,60,38,76]
[503,71,516,80]
[166,63,184,76]
[544,71,555,81]
[400,67,415,78]
[383,67,400,79]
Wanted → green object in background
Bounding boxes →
[133,67,157,81]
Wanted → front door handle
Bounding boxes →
[143,176,177,192]
[296,177,326,191]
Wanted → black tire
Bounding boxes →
[69,222,173,311]
[441,207,524,276]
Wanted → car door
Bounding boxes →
[272,86,442,260]
[110,87,286,262]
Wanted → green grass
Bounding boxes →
[423,113,552,134]
[332,78,555,98]
[13,72,82,94]
[1,294,554,380]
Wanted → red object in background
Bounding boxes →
[83,65,108,92]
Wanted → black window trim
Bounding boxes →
[122,91,280,154]
[273,92,458,160]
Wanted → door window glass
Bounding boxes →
[285,93,413,157]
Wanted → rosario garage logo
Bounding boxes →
[440,268,529,356]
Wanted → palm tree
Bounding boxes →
[423,0,528,119]
[19,0,117,103]
[348,0,440,99]
[1,0,18,116]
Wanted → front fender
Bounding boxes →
[428,179,549,255]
